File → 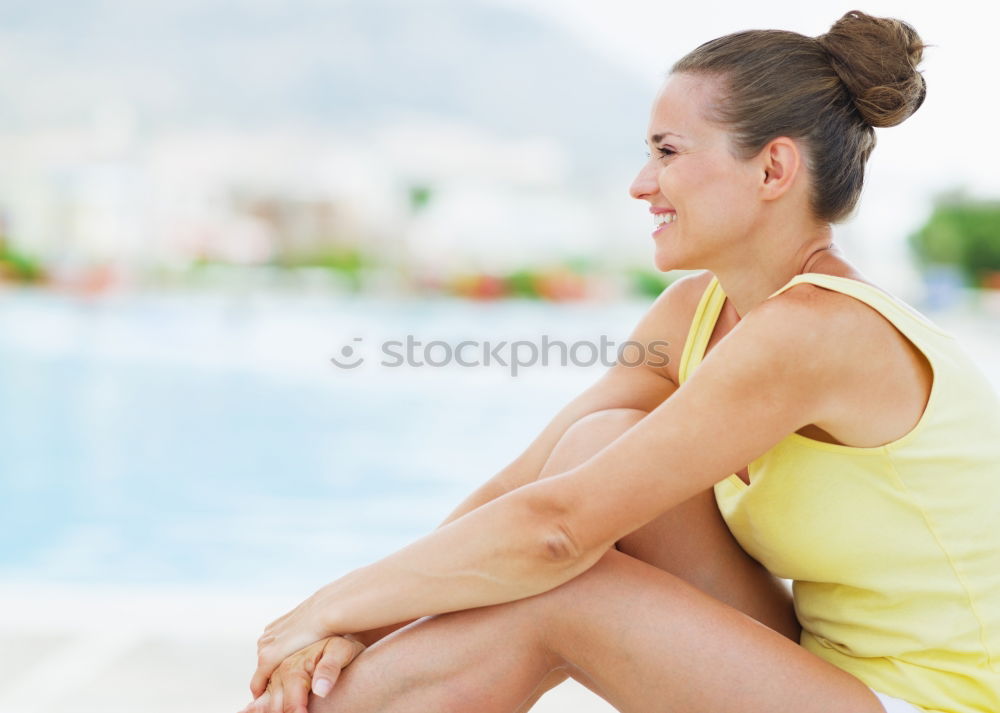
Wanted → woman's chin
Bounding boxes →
[652,248,682,273]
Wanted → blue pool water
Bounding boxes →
[3,285,997,595]
[0,288,642,593]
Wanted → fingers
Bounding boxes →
[258,676,286,713]
[251,633,278,698]
[251,634,286,700]
[250,655,276,700]
[311,636,366,698]
[247,635,359,713]
[241,680,274,713]
[246,691,269,713]
[247,640,328,713]
[263,660,316,713]
[270,684,284,713]
[281,670,313,713]
[252,621,328,697]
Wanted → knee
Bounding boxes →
[538,408,648,480]
[565,407,648,442]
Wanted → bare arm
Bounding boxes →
[351,366,676,645]
[345,287,832,599]
[349,277,694,646]
[435,275,699,526]
[250,283,847,695]
[436,364,678,525]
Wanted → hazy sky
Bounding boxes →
[5,0,995,283]
[496,0,999,192]
[491,0,999,281]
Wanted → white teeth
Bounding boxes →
[654,212,677,226]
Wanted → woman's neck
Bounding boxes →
[713,237,845,320]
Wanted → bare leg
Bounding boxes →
[305,598,562,713]
[310,548,886,713]
[545,409,799,642]
[306,409,646,713]
[308,409,646,713]
[311,410,868,713]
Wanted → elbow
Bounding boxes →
[516,480,590,572]
[540,520,582,563]
[531,492,589,574]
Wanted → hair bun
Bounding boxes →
[816,10,928,128]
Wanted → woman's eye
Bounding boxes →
[644,148,675,160]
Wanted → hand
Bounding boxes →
[239,635,367,713]
[251,590,335,698]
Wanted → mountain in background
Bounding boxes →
[0,0,654,184]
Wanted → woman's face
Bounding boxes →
[630,72,762,272]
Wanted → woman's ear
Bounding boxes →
[759,136,801,201]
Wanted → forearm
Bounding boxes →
[349,466,524,646]
[437,368,669,530]
[346,367,675,645]
[435,466,520,529]
[318,485,591,637]
[347,421,593,645]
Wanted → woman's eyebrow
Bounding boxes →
[647,131,685,144]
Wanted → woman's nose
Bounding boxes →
[629,162,659,201]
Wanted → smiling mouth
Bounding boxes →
[652,212,677,234]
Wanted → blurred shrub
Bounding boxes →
[0,236,45,283]
[278,247,370,291]
[450,265,589,301]
[450,272,507,300]
[629,267,675,298]
[409,184,433,213]
[505,268,540,298]
[908,196,1000,287]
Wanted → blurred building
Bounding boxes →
[0,0,653,288]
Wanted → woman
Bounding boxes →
[241,11,1000,713]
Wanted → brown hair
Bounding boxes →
[670,10,928,223]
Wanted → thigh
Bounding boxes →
[617,484,801,642]
[534,548,885,713]
[544,407,799,642]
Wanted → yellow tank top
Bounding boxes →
[678,272,1000,713]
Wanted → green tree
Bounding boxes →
[908,196,1000,287]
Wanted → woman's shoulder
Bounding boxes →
[764,268,909,340]
[637,271,718,384]
[755,269,915,386]
[650,270,719,321]
[759,271,937,451]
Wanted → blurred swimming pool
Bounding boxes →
[0,288,646,594]
[3,285,997,598]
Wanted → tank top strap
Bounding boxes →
[678,274,727,385]
[766,272,955,345]
[678,272,954,387]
